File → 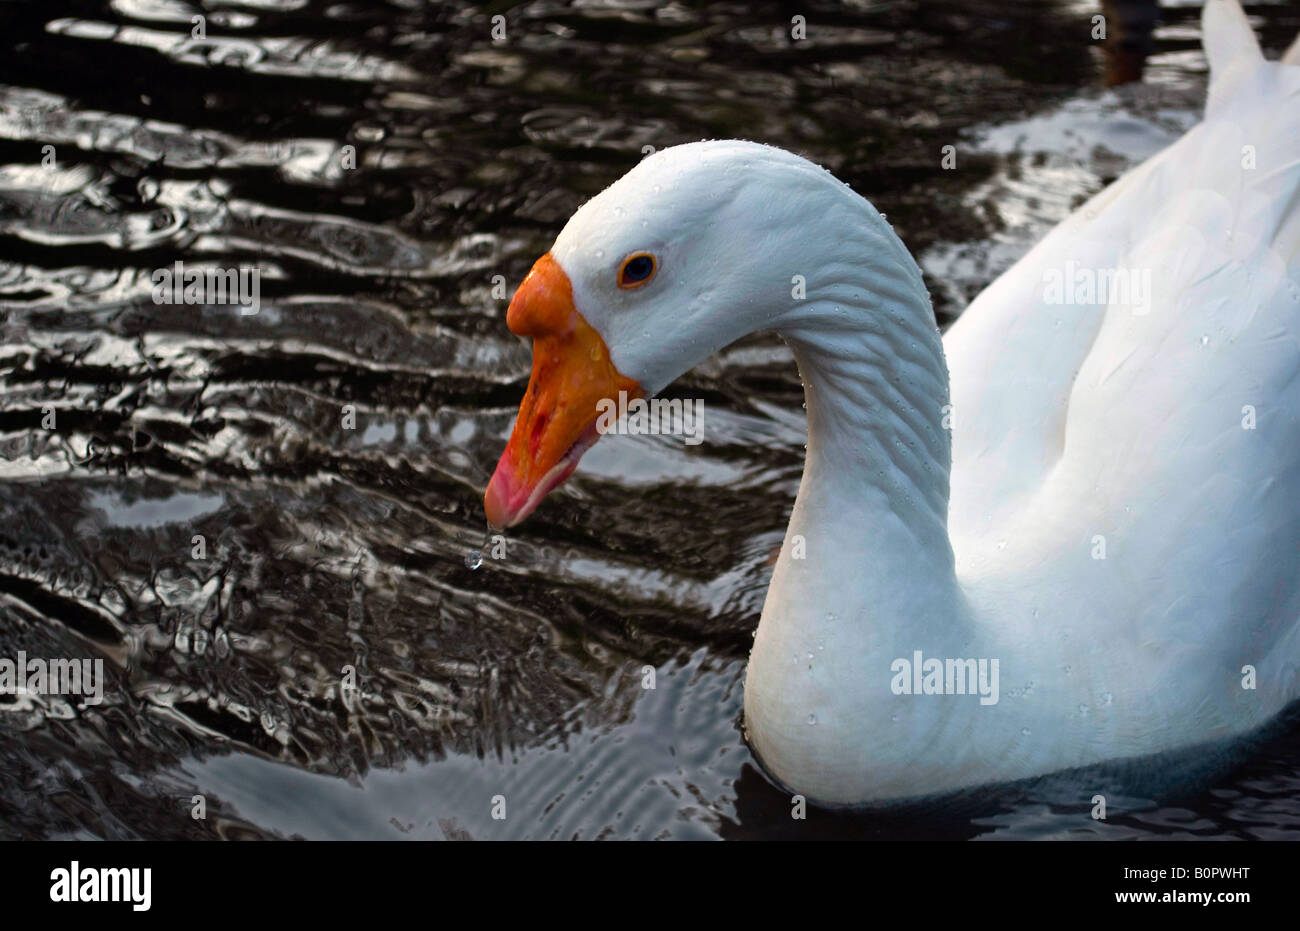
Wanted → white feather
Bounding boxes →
[544,0,1300,804]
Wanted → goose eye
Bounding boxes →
[618,253,656,289]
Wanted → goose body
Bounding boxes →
[485,0,1300,805]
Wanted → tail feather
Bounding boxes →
[1284,32,1300,67]
[1203,0,1262,69]
[1203,0,1264,116]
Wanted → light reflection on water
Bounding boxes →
[2,0,1299,840]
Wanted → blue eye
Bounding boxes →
[618,253,656,289]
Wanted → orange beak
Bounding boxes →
[484,254,641,528]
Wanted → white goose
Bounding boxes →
[484,0,1300,806]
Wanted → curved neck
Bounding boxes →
[744,213,970,804]
[773,207,955,576]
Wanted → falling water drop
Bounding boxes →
[465,526,492,571]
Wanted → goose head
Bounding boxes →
[484,139,892,528]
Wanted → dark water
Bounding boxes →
[2,0,1300,840]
